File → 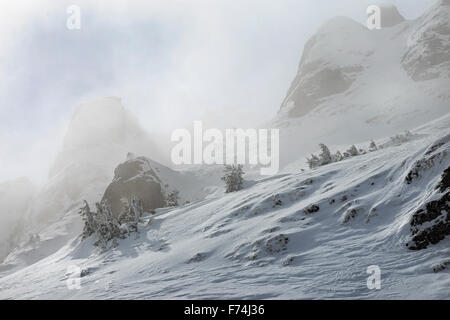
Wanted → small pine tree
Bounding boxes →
[221,164,244,193]
[333,150,343,162]
[306,154,320,169]
[318,143,332,165]
[390,132,410,144]
[346,145,359,157]
[79,200,96,240]
[119,196,144,233]
[404,130,412,139]
[80,197,148,249]
[93,201,122,249]
[165,190,180,207]
[369,140,377,152]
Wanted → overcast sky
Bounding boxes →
[0,0,435,183]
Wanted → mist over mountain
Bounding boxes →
[0,1,449,300]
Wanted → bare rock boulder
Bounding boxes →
[101,156,165,218]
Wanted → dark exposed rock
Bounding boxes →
[265,234,289,254]
[305,204,320,214]
[411,192,450,226]
[408,190,450,250]
[433,260,450,273]
[408,216,450,250]
[273,199,284,207]
[406,139,450,250]
[101,157,165,218]
[343,208,359,223]
[405,140,448,184]
[437,166,450,192]
[186,252,208,264]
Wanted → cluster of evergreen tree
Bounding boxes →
[221,164,245,193]
[306,140,379,169]
[390,130,412,145]
[79,197,144,249]
[164,190,180,207]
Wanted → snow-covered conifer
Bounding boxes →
[79,200,96,240]
[165,190,180,207]
[306,154,320,169]
[333,151,343,162]
[221,164,245,193]
[93,201,122,249]
[318,143,332,165]
[346,145,359,157]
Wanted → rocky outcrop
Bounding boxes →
[101,156,165,218]
[406,143,450,250]
[378,4,405,28]
[407,190,450,250]
[401,0,450,81]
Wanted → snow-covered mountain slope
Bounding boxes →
[272,1,450,167]
[0,178,36,261]
[0,97,191,270]
[1,113,448,299]
[0,144,223,275]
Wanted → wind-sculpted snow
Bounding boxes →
[0,114,449,299]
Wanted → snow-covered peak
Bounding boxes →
[279,15,373,119]
[274,1,449,168]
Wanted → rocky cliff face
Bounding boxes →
[401,0,450,81]
[278,2,450,119]
[279,16,371,118]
